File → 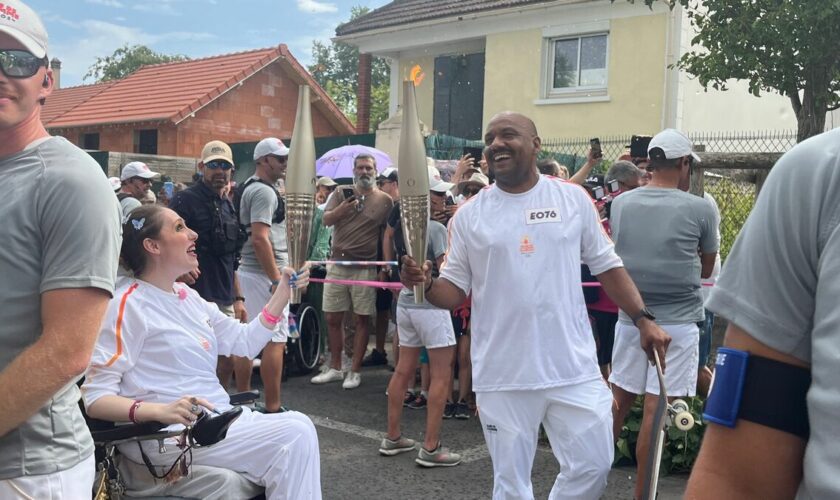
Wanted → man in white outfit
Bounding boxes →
[402,112,670,499]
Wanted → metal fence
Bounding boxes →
[425,130,798,260]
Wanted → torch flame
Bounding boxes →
[410,64,425,87]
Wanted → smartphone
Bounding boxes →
[163,181,174,199]
[630,135,653,159]
[341,186,355,201]
[590,138,602,159]
[463,146,484,166]
[445,194,456,206]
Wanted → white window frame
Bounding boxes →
[537,21,610,105]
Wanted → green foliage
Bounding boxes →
[705,177,755,260]
[615,395,706,475]
[623,0,840,141]
[309,6,390,132]
[85,44,189,82]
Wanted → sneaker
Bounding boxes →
[443,401,455,419]
[254,403,289,414]
[311,368,343,384]
[416,444,461,467]
[342,371,361,389]
[454,401,471,420]
[379,436,417,456]
[403,391,416,407]
[361,349,388,367]
[406,394,427,410]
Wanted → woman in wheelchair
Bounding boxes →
[81,205,321,499]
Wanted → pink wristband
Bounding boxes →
[261,307,281,326]
[129,400,142,424]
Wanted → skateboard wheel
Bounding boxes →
[672,399,689,413]
[675,411,694,431]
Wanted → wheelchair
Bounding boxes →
[86,391,265,500]
[283,265,325,377]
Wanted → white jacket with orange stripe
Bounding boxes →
[82,280,275,413]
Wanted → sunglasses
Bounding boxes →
[0,50,47,79]
[205,160,233,170]
[462,187,481,197]
[269,155,288,163]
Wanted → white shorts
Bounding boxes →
[609,322,699,397]
[395,305,456,349]
[238,269,289,342]
[0,453,94,499]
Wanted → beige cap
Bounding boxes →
[201,140,234,165]
[316,176,338,187]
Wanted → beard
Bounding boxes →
[355,174,375,190]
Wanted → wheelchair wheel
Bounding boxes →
[290,304,321,375]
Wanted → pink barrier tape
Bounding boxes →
[310,277,403,290]
[309,260,398,266]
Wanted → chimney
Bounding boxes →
[356,53,371,134]
[50,57,61,89]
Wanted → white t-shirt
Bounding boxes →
[83,280,275,418]
[440,175,623,392]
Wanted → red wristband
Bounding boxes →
[129,400,142,424]
[261,307,281,326]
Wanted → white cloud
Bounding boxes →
[296,0,338,14]
[85,0,125,7]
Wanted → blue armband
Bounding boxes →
[703,348,749,427]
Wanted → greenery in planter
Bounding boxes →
[615,395,706,474]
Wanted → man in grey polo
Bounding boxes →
[0,1,121,496]
[687,128,840,498]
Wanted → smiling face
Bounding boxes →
[0,33,51,131]
[484,113,541,191]
[146,208,198,276]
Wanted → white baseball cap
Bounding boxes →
[648,129,701,163]
[120,161,160,181]
[0,1,48,59]
[428,165,454,193]
[253,137,290,160]
[378,167,398,182]
[316,176,338,187]
[108,176,121,191]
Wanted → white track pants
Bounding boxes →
[0,454,94,499]
[477,378,613,500]
[122,409,321,500]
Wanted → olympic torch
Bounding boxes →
[285,85,316,304]
[398,80,430,303]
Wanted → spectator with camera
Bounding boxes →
[311,154,393,389]
[609,129,719,500]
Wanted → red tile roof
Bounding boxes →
[43,45,354,134]
[41,81,114,124]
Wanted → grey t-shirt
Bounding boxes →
[398,220,448,309]
[706,129,840,499]
[0,137,121,478]
[239,178,288,272]
[610,186,719,324]
[120,194,141,218]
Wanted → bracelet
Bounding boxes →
[268,280,280,292]
[129,400,143,424]
[234,296,245,303]
[424,278,434,294]
[261,307,281,326]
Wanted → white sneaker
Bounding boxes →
[342,371,361,389]
[311,368,344,384]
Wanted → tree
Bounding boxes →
[85,44,189,82]
[630,1,840,142]
[309,6,390,132]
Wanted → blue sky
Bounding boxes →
[29,0,391,87]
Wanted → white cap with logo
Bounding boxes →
[427,164,454,193]
[648,129,701,163]
[0,1,48,59]
[120,161,160,181]
[253,137,290,161]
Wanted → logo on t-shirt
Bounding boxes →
[526,207,560,224]
[520,235,535,255]
[198,337,211,351]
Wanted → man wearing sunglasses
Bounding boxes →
[237,137,291,413]
[0,1,122,497]
[118,160,160,217]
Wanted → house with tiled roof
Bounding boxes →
[43,44,355,158]
[336,0,796,140]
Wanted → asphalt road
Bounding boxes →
[255,348,688,500]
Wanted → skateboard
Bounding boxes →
[641,350,695,500]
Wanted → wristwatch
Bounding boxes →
[269,280,280,292]
[630,307,656,326]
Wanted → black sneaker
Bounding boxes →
[443,401,455,419]
[407,394,427,410]
[361,349,388,367]
[403,391,416,407]
[454,401,470,420]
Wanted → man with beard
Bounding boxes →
[237,137,291,412]
[311,154,393,389]
[169,140,249,391]
[118,161,160,217]
[401,112,669,499]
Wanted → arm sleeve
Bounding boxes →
[82,289,145,408]
[246,185,277,226]
[575,186,623,275]
[706,136,840,363]
[38,160,121,294]
[428,221,448,259]
[438,212,472,295]
[698,198,720,254]
[207,294,275,358]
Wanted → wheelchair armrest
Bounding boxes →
[88,418,169,444]
[229,390,260,406]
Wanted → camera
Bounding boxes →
[630,135,652,159]
[583,175,621,219]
